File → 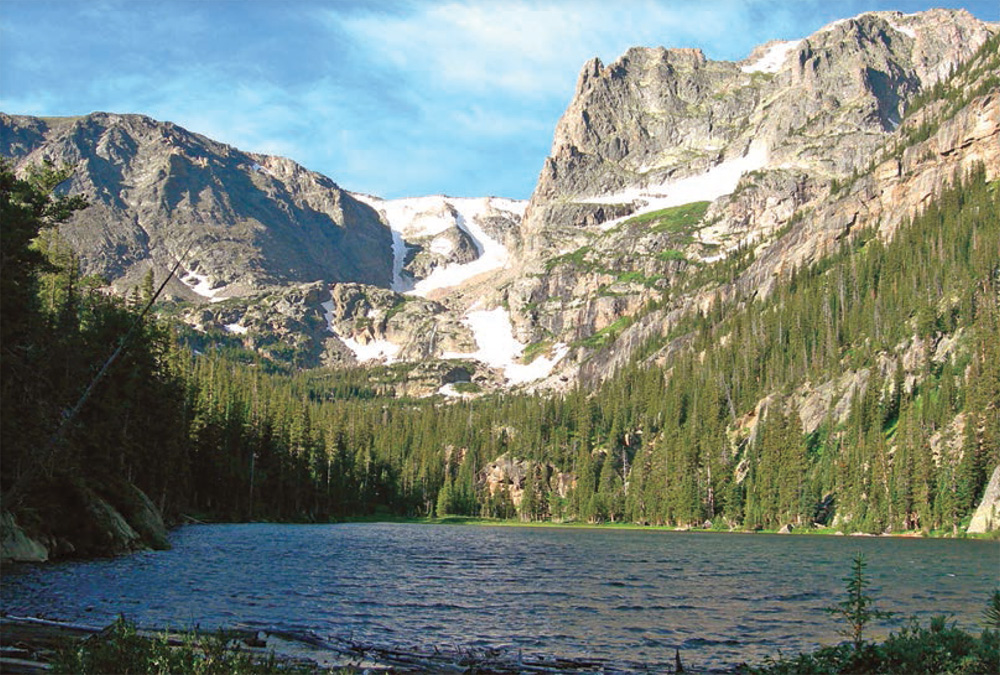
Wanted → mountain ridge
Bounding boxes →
[0,8,996,392]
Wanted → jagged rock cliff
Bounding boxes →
[506,9,997,390]
[0,112,394,298]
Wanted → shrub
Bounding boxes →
[53,616,311,674]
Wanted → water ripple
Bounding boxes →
[2,523,996,671]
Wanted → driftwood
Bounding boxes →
[0,615,711,673]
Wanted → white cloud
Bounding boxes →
[7,0,995,201]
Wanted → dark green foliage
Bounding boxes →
[53,616,311,674]
[985,590,1000,630]
[3,73,998,535]
[742,617,1000,674]
[743,563,999,674]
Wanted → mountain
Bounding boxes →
[0,12,997,393]
[1,9,995,390]
[505,8,997,388]
[0,112,394,297]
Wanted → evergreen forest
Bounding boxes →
[2,152,998,537]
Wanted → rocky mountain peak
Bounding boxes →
[1,112,393,298]
[506,8,997,391]
[525,8,994,248]
[1,8,995,393]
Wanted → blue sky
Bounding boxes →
[1,1,996,200]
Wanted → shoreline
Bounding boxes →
[0,615,717,674]
[180,514,998,541]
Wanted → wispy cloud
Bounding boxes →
[2,0,998,199]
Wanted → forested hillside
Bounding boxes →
[3,158,996,556]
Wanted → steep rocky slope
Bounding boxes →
[0,112,394,297]
[1,9,995,393]
[503,9,997,390]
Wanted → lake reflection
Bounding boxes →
[2,523,997,671]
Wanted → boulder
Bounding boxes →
[0,511,48,563]
[967,465,1000,534]
[6,473,170,561]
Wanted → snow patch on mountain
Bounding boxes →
[321,299,400,364]
[339,335,401,363]
[180,269,227,302]
[582,144,769,231]
[443,307,568,385]
[741,40,802,74]
[223,322,248,335]
[889,21,917,38]
[353,194,526,296]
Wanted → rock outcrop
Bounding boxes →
[0,9,995,397]
[480,453,576,508]
[967,465,1000,534]
[509,10,997,389]
[1,512,49,563]
[1,473,170,563]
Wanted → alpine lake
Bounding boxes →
[2,523,997,671]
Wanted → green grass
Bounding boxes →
[452,381,481,394]
[334,514,988,540]
[656,249,687,262]
[614,271,664,287]
[522,340,554,363]
[544,245,595,272]
[623,201,711,233]
[577,315,634,349]
[384,296,414,322]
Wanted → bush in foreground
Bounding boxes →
[742,617,999,674]
[743,557,1000,675]
[53,616,313,674]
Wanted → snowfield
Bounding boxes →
[223,322,248,335]
[180,269,227,303]
[741,40,802,74]
[443,307,569,385]
[321,299,400,364]
[352,194,527,296]
[581,144,769,231]
[888,21,917,38]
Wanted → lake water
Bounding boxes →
[2,523,997,671]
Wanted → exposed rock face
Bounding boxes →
[514,10,997,390]
[0,112,393,298]
[525,10,991,245]
[479,453,575,507]
[968,465,1000,533]
[323,283,476,363]
[1,511,49,563]
[1,474,170,562]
